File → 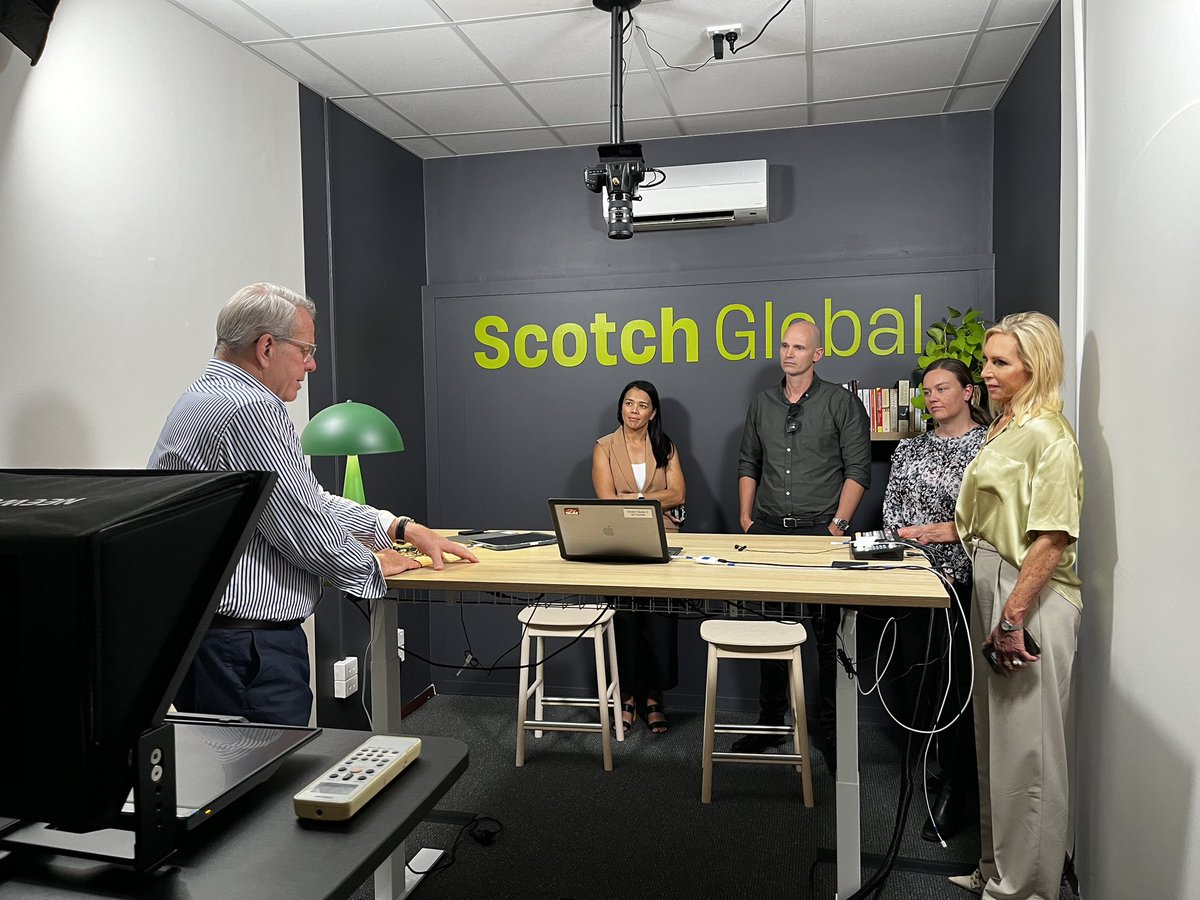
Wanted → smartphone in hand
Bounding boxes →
[982,629,1041,673]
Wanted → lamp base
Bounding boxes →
[342,455,366,505]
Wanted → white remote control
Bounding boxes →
[294,735,422,821]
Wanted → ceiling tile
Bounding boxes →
[168,0,286,42]
[633,0,806,66]
[333,97,426,138]
[439,129,568,155]
[946,81,1006,112]
[554,122,615,147]
[382,85,543,134]
[813,0,990,50]
[242,0,443,37]
[622,117,688,141]
[394,136,455,158]
[987,0,1056,29]
[301,28,500,93]
[811,33,973,101]
[513,72,670,126]
[810,89,952,126]
[680,105,808,136]
[434,0,594,19]
[658,54,806,116]
[458,8,645,81]
[961,25,1039,84]
[251,42,362,96]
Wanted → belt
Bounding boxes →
[209,613,304,630]
[762,515,831,530]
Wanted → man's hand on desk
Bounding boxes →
[402,522,480,570]
[374,548,429,576]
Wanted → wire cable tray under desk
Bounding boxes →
[389,589,798,619]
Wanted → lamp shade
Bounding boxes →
[301,400,404,457]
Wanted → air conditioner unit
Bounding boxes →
[603,159,770,232]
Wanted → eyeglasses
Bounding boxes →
[785,407,802,434]
[275,336,317,360]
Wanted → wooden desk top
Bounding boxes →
[387,532,947,609]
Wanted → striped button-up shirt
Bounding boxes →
[149,359,390,621]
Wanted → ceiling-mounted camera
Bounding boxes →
[585,0,659,240]
[584,142,648,240]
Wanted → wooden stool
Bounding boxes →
[515,604,624,771]
[700,619,814,806]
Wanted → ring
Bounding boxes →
[1013,660,1024,667]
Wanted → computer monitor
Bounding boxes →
[0,469,274,843]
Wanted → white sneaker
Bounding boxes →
[948,868,986,894]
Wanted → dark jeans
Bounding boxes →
[747,520,839,747]
[176,626,312,726]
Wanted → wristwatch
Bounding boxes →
[394,515,413,543]
[999,618,1023,633]
[831,517,850,533]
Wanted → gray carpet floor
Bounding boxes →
[349,694,1074,900]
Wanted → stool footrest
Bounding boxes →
[713,723,793,736]
[538,696,604,708]
[712,750,806,765]
[522,719,602,733]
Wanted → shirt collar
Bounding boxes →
[204,357,285,409]
[776,372,824,404]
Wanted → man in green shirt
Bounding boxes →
[733,320,872,767]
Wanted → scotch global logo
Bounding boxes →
[473,295,925,370]
[0,498,86,507]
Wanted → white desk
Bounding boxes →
[378,532,947,898]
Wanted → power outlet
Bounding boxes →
[705,23,742,41]
[397,628,406,662]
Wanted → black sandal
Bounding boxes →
[617,702,637,731]
[645,703,669,735]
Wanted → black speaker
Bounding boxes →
[1,0,61,65]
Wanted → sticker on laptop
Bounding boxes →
[562,507,580,515]
[623,507,654,518]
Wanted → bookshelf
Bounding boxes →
[841,379,924,442]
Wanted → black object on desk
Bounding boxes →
[0,729,469,900]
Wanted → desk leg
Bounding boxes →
[371,598,445,899]
[835,609,861,898]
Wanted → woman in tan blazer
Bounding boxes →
[591,380,686,734]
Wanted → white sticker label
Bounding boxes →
[623,508,654,518]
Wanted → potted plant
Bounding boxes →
[910,307,989,422]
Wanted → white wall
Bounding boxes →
[1075,1,1200,896]
[0,0,306,468]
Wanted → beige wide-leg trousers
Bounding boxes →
[970,542,1080,900]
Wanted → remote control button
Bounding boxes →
[342,774,353,780]
[357,775,367,781]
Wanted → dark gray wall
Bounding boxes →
[420,114,996,712]
[300,87,433,727]
[994,5,1061,320]
[427,113,994,284]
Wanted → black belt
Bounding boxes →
[762,515,832,529]
[209,613,304,630]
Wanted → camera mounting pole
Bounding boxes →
[593,0,641,144]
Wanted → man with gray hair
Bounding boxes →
[150,282,476,726]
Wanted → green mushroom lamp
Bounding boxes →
[300,400,404,504]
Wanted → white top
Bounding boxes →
[630,463,646,491]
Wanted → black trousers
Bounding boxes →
[614,608,679,708]
[747,520,839,747]
[887,577,977,792]
[176,626,312,726]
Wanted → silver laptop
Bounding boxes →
[547,498,676,563]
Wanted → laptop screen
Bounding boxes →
[547,498,673,563]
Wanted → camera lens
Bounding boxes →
[607,194,634,240]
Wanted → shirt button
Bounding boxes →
[786,448,791,452]
[786,470,790,474]
[785,491,790,496]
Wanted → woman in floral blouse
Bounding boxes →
[883,357,989,841]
